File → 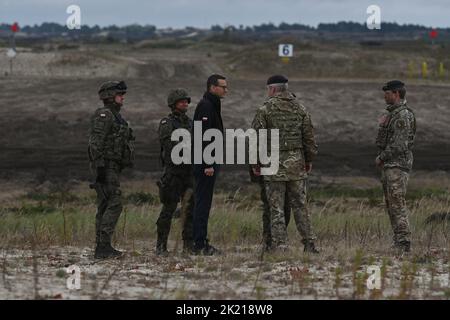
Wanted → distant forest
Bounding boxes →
[0,21,445,36]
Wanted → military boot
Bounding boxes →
[156,236,169,256]
[303,240,319,254]
[94,242,123,259]
[394,241,411,255]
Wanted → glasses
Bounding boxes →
[216,85,228,90]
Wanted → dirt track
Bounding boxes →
[1,45,450,183]
[1,76,450,183]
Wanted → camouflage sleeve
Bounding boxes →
[301,112,318,163]
[251,106,267,130]
[158,119,174,166]
[251,106,267,168]
[88,110,113,168]
[379,115,411,162]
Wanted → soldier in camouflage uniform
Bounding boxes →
[249,166,291,251]
[156,89,194,256]
[376,80,416,253]
[88,81,135,259]
[251,75,319,253]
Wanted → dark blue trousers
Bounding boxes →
[193,164,219,247]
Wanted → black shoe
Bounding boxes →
[193,240,221,256]
[203,243,221,256]
[94,243,123,259]
[303,241,320,254]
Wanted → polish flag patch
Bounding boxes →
[202,117,208,121]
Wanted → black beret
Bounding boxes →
[267,75,288,85]
[382,80,405,91]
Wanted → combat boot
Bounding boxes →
[155,229,170,256]
[156,238,169,256]
[94,242,123,259]
[303,240,320,254]
[394,241,411,255]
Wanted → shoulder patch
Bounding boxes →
[95,108,112,118]
[161,119,167,124]
[396,119,406,129]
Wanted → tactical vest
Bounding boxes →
[376,105,416,150]
[101,109,135,168]
[265,98,305,151]
[159,113,192,168]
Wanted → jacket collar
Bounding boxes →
[171,109,188,119]
[386,99,407,112]
[271,91,295,101]
[104,102,121,115]
[204,91,221,108]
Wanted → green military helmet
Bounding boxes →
[167,88,191,108]
[98,80,127,100]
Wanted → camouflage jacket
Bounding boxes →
[88,103,135,170]
[251,91,318,181]
[158,110,193,176]
[376,100,416,172]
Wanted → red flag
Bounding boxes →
[430,29,438,39]
[11,22,19,33]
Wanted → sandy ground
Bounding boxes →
[1,75,450,182]
[1,244,449,300]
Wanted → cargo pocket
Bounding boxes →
[157,173,176,204]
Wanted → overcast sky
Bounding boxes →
[1,0,448,28]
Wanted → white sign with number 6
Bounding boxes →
[278,44,293,57]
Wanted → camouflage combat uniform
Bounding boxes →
[249,167,291,250]
[88,81,135,259]
[252,90,318,252]
[376,99,416,249]
[156,89,194,255]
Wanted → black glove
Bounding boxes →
[96,167,107,183]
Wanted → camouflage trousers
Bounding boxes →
[381,168,411,244]
[95,166,123,245]
[264,180,316,247]
[157,171,194,244]
[259,179,290,248]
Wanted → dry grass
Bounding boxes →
[0,178,449,299]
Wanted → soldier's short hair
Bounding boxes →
[396,87,406,99]
[268,83,288,92]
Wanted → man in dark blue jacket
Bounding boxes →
[192,74,227,255]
